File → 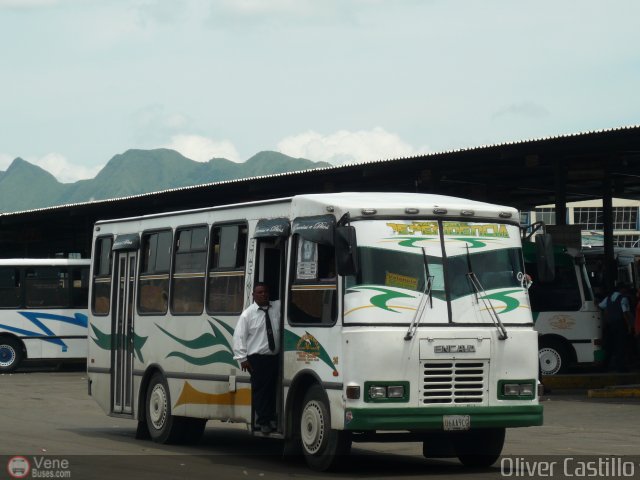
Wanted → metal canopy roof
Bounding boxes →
[2,124,640,258]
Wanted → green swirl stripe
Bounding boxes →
[166,350,237,367]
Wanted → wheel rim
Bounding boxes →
[0,344,16,368]
[539,347,561,375]
[149,383,168,430]
[301,400,325,455]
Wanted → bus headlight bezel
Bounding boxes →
[364,381,409,403]
[498,379,536,400]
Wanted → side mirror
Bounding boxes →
[335,226,359,276]
[535,234,555,283]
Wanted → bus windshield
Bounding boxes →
[344,220,527,325]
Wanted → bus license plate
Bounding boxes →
[443,415,470,431]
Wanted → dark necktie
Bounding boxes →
[260,306,275,351]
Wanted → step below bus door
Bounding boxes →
[111,250,137,415]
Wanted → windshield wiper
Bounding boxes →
[465,246,508,340]
[405,247,433,341]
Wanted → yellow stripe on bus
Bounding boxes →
[174,381,251,407]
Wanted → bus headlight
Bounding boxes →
[365,382,409,402]
[519,383,534,397]
[503,384,521,396]
[499,380,536,399]
[369,386,387,399]
[387,385,405,398]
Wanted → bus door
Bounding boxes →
[111,235,139,415]
[253,218,290,432]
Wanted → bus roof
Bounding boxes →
[0,258,91,266]
[293,192,519,222]
[94,192,519,226]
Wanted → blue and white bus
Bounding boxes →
[0,258,90,372]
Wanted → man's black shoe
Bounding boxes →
[260,424,273,434]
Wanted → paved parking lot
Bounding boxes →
[1,367,639,479]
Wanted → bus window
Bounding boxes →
[289,237,337,325]
[0,267,21,308]
[527,262,582,311]
[25,267,69,308]
[72,266,90,308]
[207,223,247,314]
[92,236,113,315]
[139,230,172,314]
[171,226,207,314]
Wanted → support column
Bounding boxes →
[602,171,615,293]
[554,158,567,225]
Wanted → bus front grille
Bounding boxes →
[421,361,487,405]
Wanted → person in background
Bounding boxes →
[599,284,632,373]
[634,287,640,367]
[232,282,280,434]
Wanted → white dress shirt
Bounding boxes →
[233,300,281,363]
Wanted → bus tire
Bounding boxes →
[539,338,570,375]
[0,336,24,373]
[145,372,186,444]
[299,384,351,471]
[454,428,505,468]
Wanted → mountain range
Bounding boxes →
[0,149,331,213]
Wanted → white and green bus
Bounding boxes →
[0,258,91,372]
[523,243,603,375]
[87,192,542,471]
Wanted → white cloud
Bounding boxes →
[27,153,103,183]
[277,127,429,165]
[165,134,241,163]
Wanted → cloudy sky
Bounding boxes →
[1,0,639,182]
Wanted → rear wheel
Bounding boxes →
[454,428,505,468]
[539,339,571,375]
[299,384,351,471]
[0,337,24,373]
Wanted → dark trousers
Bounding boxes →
[604,321,629,372]
[248,353,278,426]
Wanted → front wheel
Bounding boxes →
[145,372,187,444]
[539,339,571,375]
[454,428,505,468]
[299,384,351,471]
[0,337,24,373]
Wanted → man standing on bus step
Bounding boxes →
[233,282,280,434]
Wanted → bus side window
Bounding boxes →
[92,236,113,315]
[207,223,247,314]
[72,266,91,308]
[171,226,208,315]
[138,230,172,315]
[0,267,21,308]
[527,263,582,311]
[288,236,337,325]
[25,267,69,308]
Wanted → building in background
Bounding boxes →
[525,199,640,248]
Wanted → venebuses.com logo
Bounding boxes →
[7,456,30,479]
[6,455,72,478]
